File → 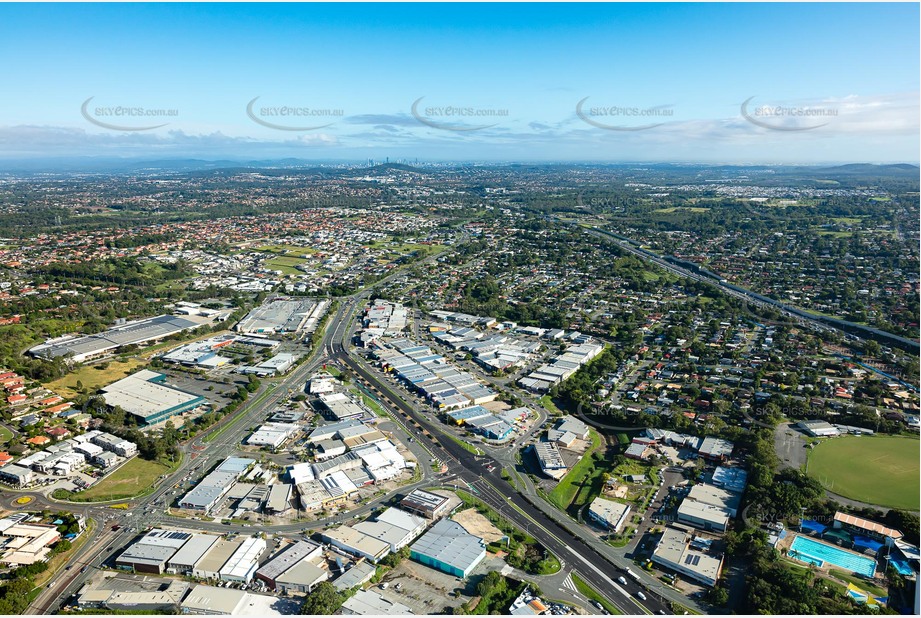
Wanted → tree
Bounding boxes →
[300,581,345,615]
[707,584,729,607]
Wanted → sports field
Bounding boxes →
[807,435,919,510]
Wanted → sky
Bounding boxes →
[0,2,918,164]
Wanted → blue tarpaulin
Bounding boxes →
[801,519,827,534]
[853,535,884,552]
[890,558,915,576]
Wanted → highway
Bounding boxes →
[25,231,691,616]
[584,225,920,355]
[330,324,672,615]
[25,240,456,614]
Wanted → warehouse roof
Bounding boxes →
[194,539,243,574]
[275,559,328,588]
[334,560,376,591]
[322,526,390,560]
[29,315,199,360]
[219,537,266,579]
[400,489,448,514]
[167,533,219,569]
[409,519,485,574]
[181,584,246,615]
[101,371,204,421]
[116,543,177,567]
[256,540,322,582]
[341,589,413,615]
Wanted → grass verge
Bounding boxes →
[571,572,621,614]
[539,395,562,415]
[547,428,603,512]
[443,432,484,456]
[203,385,275,444]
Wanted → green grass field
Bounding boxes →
[539,395,561,415]
[264,255,309,275]
[808,435,919,510]
[65,457,173,502]
[255,244,318,257]
[44,358,146,399]
[652,206,711,214]
[0,424,12,444]
[547,428,603,513]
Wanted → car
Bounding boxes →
[592,601,604,610]
[616,576,627,585]
[81,567,87,573]
[635,591,646,601]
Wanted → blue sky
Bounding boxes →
[0,2,917,163]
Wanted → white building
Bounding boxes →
[587,497,631,533]
[219,537,266,583]
[246,423,299,449]
[651,527,724,587]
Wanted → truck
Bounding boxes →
[625,568,641,582]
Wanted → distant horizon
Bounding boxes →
[0,156,918,174]
[0,3,917,162]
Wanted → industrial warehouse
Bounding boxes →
[178,457,256,512]
[373,339,497,410]
[28,314,205,363]
[100,369,207,426]
[102,492,497,609]
[408,518,487,578]
[235,297,330,335]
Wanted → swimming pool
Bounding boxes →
[790,535,877,577]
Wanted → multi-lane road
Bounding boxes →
[584,225,919,355]
[26,234,695,616]
[26,244,454,614]
[329,313,679,615]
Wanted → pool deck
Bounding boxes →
[780,533,880,579]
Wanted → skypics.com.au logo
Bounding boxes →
[741,96,837,131]
[576,97,674,131]
[411,97,508,132]
[246,97,344,131]
[81,97,178,131]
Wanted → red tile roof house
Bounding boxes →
[46,427,71,440]
[27,436,50,447]
[45,403,73,415]
[7,394,27,405]
[0,452,13,467]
